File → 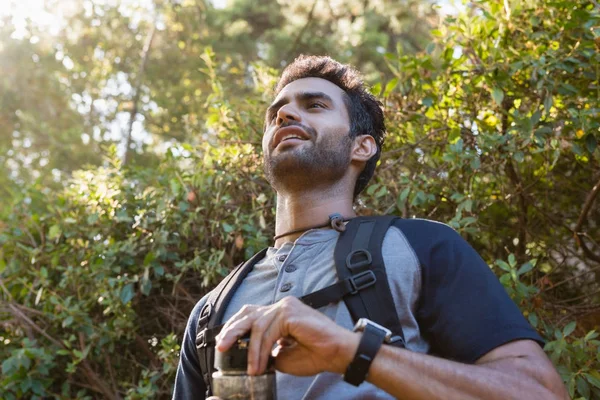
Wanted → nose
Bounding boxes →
[276,103,300,126]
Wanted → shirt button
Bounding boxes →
[280,283,292,292]
[278,255,287,262]
[284,265,297,273]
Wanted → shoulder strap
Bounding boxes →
[195,248,268,397]
[334,216,406,347]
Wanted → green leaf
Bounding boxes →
[567,377,575,398]
[62,316,73,328]
[464,199,473,212]
[383,78,398,97]
[120,283,135,305]
[576,376,590,399]
[496,260,511,272]
[543,95,553,114]
[517,262,534,276]
[375,186,388,198]
[491,87,504,106]
[143,252,156,266]
[531,110,542,126]
[584,330,598,341]
[398,187,410,206]
[586,134,597,153]
[222,223,234,233]
[48,225,61,240]
[508,253,516,267]
[170,178,181,195]
[141,279,152,296]
[513,151,524,163]
[366,184,379,196]
[153,265,165,277]
[431,29,443,37]
[584,373,600,389]
[528,313,538,328]
[426,42,435,54]
[370,82,382,96]
[115,209,131,222]
[422,97,434,108]
[86,213,99,225]
[563,321,576,337]
[2,358,15,375]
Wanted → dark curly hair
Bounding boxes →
[273,55,386,199]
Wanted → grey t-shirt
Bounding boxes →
[173,218,543,399]
[220,227,427,399]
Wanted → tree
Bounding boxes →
[1,0,599,399]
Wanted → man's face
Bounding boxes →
[262,77,353,192]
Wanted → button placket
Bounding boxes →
[280,282,293,292]
[284,264,297,273]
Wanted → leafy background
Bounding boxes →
[1,0,599,398]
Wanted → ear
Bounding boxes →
[351,135,377,163]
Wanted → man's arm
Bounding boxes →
[216,296,568,400]
[173,296,208,399]
[354,334,568,399]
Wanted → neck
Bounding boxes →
[273,181,356,248]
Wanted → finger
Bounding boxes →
[277,337,297,347]
[257,309,290,375]
[217,314,256,352]
[272,337,296,358]
[247,306,280,375]
[218,304,258,336]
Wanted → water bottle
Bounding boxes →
[212,334,277,400]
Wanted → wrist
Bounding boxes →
[330,330,361,374]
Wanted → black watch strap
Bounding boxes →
[343,323,386,386]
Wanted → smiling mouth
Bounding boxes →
[273,126,311,149]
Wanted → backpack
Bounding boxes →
[195,215,406,397]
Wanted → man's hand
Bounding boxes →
[216,296,359,377]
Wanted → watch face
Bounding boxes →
[354,318,393,342]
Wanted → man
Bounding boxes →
[173,55,567,399]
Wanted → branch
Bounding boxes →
[78,332,122,400]
[554,288,600,304]
[283,0,319,61]
[574,174,600,233]
[573,174,600,263]
[123,21,157,166]
[539,264,600,293]
[7,303,63,348]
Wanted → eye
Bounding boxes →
[308,102,325,109]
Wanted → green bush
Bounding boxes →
[1,0,599,398]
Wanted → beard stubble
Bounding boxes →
[263,128,354,193]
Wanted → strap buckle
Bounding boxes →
[196,328,207,349]
[198,302,212,326]
[346,249,372,271]
[389,335,406,347]
[349,270,377,294]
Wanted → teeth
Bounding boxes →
[283,135,304,141]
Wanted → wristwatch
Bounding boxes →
[343,318,392,386]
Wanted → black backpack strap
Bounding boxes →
[195,248,268,397]
[301,269,377,309]
[334,216,406,347]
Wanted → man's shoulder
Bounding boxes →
[185,293,211,337]
[389,217,458,238]
[384,217,462,251]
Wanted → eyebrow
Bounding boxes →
[266,91,335,121]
